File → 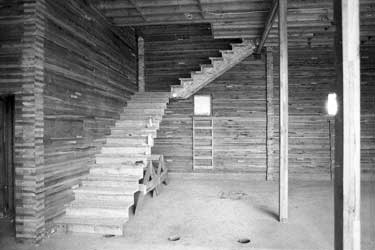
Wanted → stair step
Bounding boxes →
[122,108,165,115]
[110,128,157,137]
[73,186,135,201]
[69,199,133,209]
[101,146,151,155]
[87,174,143,182]
[66,206,130,218]
[127,102,166,109]
[130,97,169,102]
[231,43,248,48]
[133,92,170,98]
[56,216,126,235]
[82,178,139,189]
[105,137,148,146]
[220,50,235,55]
[119,114,163,120]
[95,153,148,164]
[115,119,158,126]
[209,57,224,62]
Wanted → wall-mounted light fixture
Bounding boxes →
[326,93,338,116]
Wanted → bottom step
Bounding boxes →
[56,216,127,235]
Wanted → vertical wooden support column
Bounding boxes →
[279,0,288,223]
[138,36,145,92]
[266,47,275,180]
[334,0,361,249]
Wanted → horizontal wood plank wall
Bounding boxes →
[0,0,46,241]
[43,0,137,226]
[361,46,375,174]
[153,55,268,173]
[273,48,334,176]
[139,24,239,92]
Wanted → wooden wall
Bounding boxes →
[0,0,46,241]
[139,24,239,92]
[272,48,334,176]
[42,0,137,227]
[361,46,375,174]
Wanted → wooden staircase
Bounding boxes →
[171,39,255,99]
[55,92,170,235]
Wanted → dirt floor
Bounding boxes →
[1,174,374,250]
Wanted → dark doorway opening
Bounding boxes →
[0,96,15,235]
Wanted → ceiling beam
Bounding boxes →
[256,0,279,54]
[196,0,205,19]
[128,0,147,21]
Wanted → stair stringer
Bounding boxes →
[171,39,256,99]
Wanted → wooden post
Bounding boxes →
[138,36,145,92]
[279,0,288,223]
[266,47,275,180]
[334,0,361,250]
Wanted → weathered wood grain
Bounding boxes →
[42,0,137,230]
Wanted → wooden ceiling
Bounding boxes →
[92,0,375,48]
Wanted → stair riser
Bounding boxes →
[66,207,129,218]
[63,223,123,235]
[133,93,170,98]
[95,156,147,164]
[113,124,160,130]
[74,192,134,202]
[119,115,162,121]
[127,103,166,109]
[106,138,148,145]
[82,180,139,189]
[110,130,157,137]
[90,167,143,176]
[130,98,169,103]
[101,147,151,155]
[115,120,158,126]
[122,110,165,115]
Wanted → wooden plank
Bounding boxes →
[138,36,145,92]
[257,0,278,54]
[266,47,274,180]
[279,0,288,223]
[334,0,361,249]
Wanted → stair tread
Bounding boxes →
[69,199,133,208]
[96,153,149,158]
[75,186,135,194]
[56,215,127,226]
[209,57,224,61]
[102,144,150,148]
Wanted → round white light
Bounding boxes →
[326,93,338,116]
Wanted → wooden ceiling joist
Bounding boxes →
[257,0,278,54]
[128,0,147,21]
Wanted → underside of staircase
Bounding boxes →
[55,92,170,235]
[171,38,256,99]
[55,38,254,236]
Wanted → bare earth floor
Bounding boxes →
[1,175,374,250]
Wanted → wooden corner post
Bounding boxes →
[266,47,275,180]
[334,0,361,250]
[279,0,288,223]
[138,36,145,92]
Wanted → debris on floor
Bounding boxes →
[238,238,251,244]
[168,235,181,241]
[218,191,248,200]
